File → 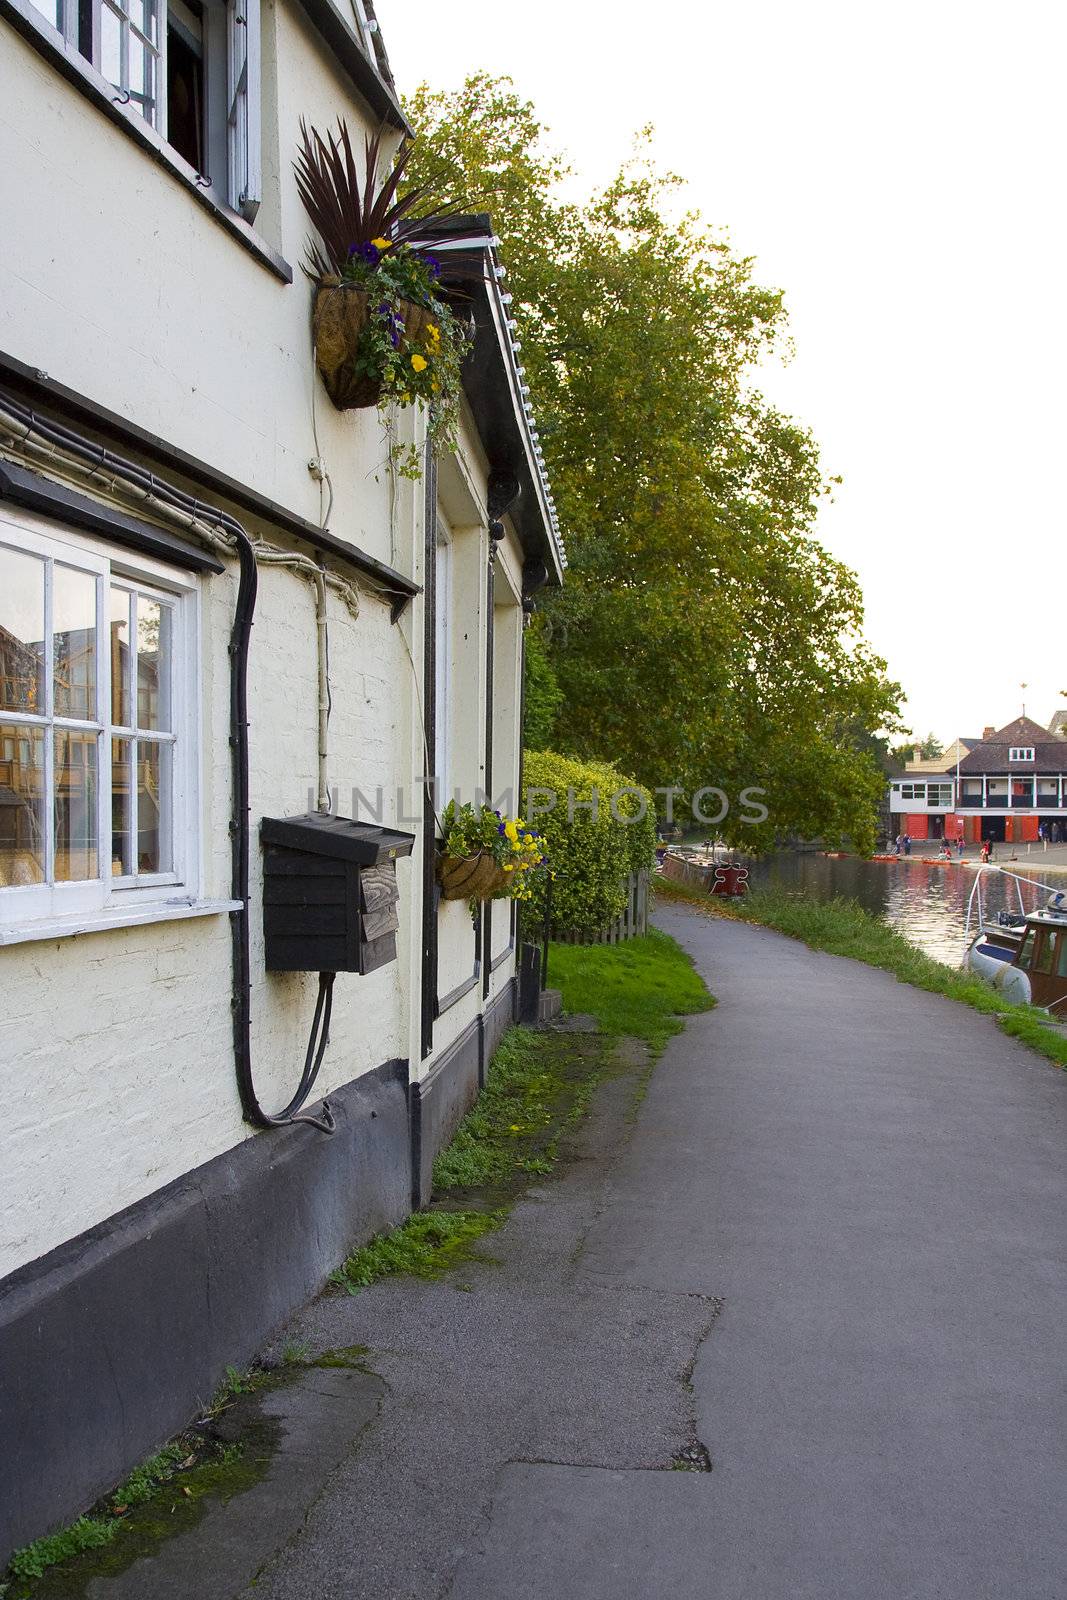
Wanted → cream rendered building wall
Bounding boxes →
[0,529,414,1277]
[0,6,531,1275]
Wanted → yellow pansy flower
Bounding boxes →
[411,353,428,373]
[371,237,391,250]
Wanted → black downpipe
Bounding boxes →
[0,390,335,1133]
[228,527,335,1132]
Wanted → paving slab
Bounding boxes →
[445,1464,717,1600]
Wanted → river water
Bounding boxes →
[742,852,1055,967]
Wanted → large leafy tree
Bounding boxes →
[406,76,901,851]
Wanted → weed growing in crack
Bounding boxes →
[331,1210,506,1293]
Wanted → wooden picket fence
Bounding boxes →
[549,869,650,946]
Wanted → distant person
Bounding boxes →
[894,833,902,855]
[981,838,991,864]
[903,834,912,856]
[956,835,965,859]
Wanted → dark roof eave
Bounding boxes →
[292,0,410,133]
[458,282,562,584]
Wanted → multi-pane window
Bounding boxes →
[28,0,260,219]
[96,0,163,128]
[1009,746,1035,762]
[0,515,197,925]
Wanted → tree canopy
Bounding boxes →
[890,733,944,765]
[406,76,901,851]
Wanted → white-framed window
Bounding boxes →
[0,510,199,928]
[27,0,261,219]
[434,519,453,811]
[1009,746,1035,762]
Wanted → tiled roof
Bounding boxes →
[957,716,1067,775]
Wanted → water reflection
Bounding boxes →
[745,853,1051,966]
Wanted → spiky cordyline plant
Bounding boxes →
[294,120,484,286]
[295,119,485,478]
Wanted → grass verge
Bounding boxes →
[655,876,1067,1071]
[546,928,715,1055]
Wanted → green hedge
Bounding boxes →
[522,751,657,935]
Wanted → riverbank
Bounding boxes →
[654,877,1067,1071]
[876,844,1067,875]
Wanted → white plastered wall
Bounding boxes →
[0,10,531,1268]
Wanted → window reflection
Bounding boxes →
[137,740,171,872]
[54,730,98,882]
[0,724,45,886]
[0,547,45,715]
[136,595,171,731]
[110,587,131,727]
[53,564,97,719]
[111,737,132,876]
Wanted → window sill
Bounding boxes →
[0,897,241,946]
[1,0,292,285]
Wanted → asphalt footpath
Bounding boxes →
[83,904,1067,1599]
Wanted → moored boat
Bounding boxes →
[963,871,1067,1013]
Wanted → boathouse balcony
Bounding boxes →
[956,778,1067,809]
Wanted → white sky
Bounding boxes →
[385,0,1066,744]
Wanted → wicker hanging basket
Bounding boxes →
[436,851,510,903]
[312,280,436,411]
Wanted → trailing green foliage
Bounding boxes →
[659,879,1067,1071]
[547,929,714,1056]
[522,750,656,934]
[405,77,902,852]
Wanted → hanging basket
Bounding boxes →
[436,851,510,903]
[312,281,436,411]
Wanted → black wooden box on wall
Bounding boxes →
[260,814,415,975]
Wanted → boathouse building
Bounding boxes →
[889,717,1067,844]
